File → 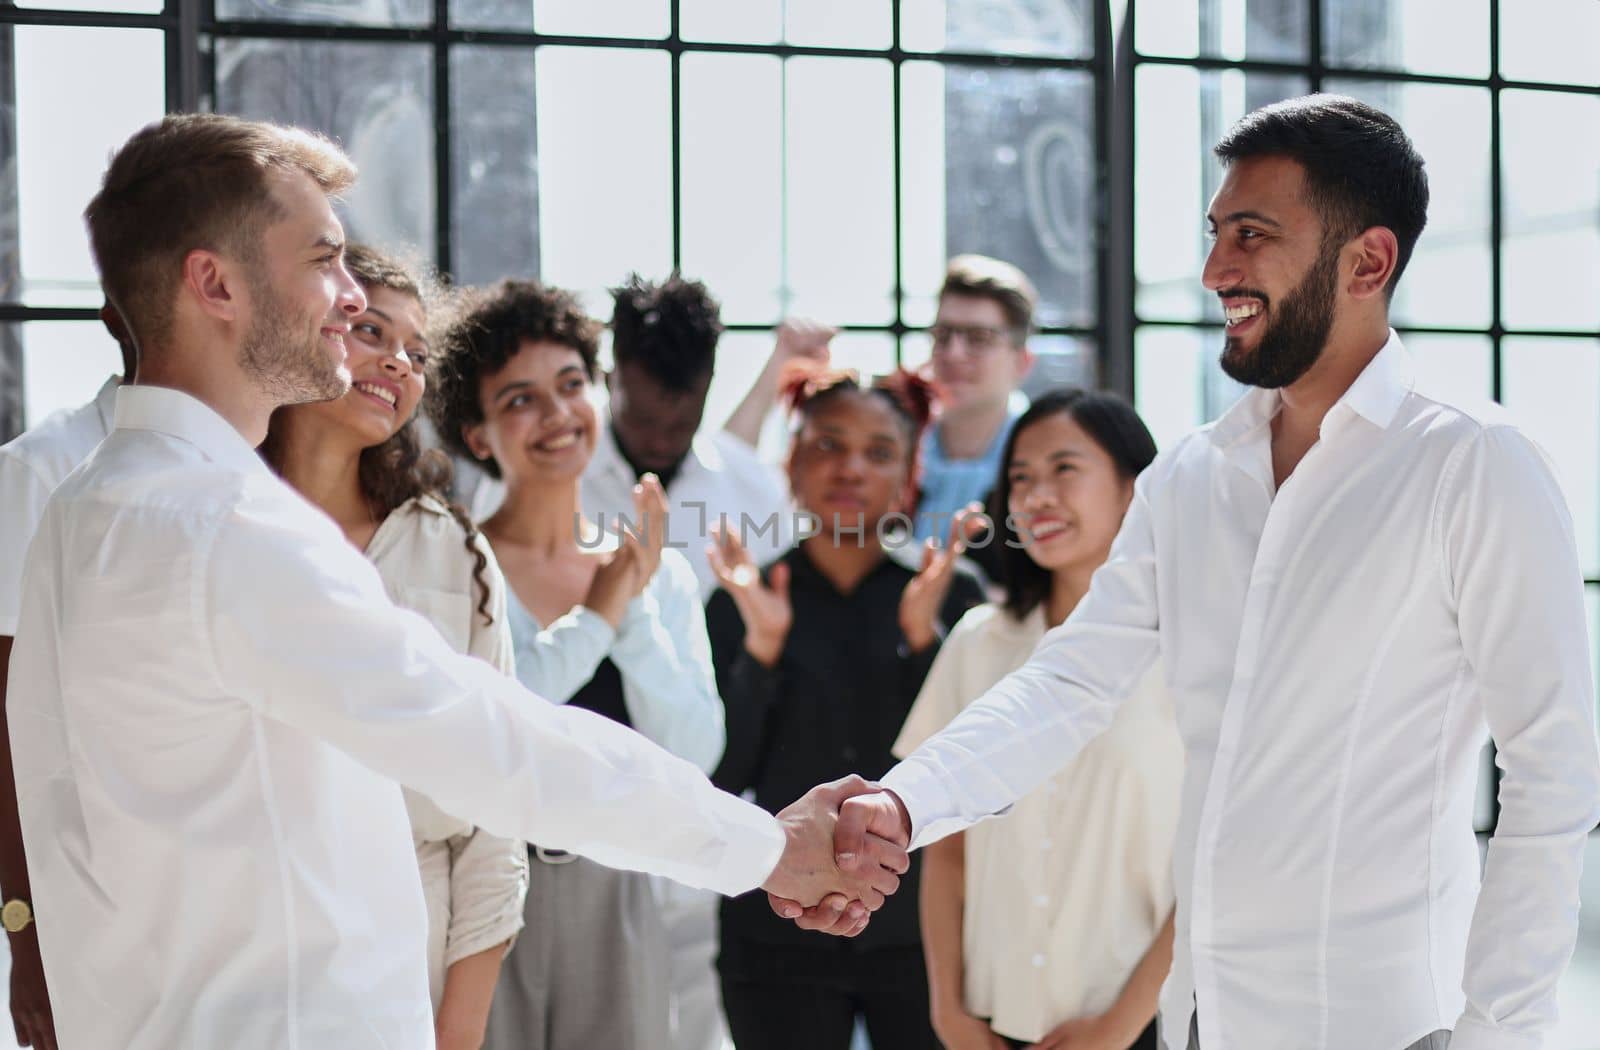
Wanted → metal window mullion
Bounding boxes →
[1308,0,1323,91]
[1488,0,1505,404]
[1121,0,1140,403]
[669,0,682,272]
[432,0,451,277]
[1096,0,1127,397]
[889,0,903,362]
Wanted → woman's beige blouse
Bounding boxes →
[366,495,529,1010]
[894,602,1184,1043]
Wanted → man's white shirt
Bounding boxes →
[883,332,1600,1050]
[0,375,119,633]
[6,384,784,1050]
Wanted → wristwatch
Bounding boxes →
[1,898,33,933]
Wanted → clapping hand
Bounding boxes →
[707,525,792,667]
[584,474,669,627]
[761,776,912,938]
[897,504,977,651]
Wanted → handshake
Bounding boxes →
[759,775,914,937]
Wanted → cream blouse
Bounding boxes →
[894,602,1183,1043]
[367,494,529,1010]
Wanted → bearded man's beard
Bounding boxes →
[238,267,350,407]
[1219,239,1340,389]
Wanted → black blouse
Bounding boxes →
[708,543,985,968]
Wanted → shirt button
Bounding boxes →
[841,746,858,762]
[1035,894,1049,907]
[1031,953,1047,969]
[1039,837,1053,850]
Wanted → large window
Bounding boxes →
[0,0,1110,441]
[4,2,1598,700]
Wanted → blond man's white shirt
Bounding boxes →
[6,384,784,1050]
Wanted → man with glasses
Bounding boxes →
[916,254,1036,546]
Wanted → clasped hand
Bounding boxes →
[760,775,913,938]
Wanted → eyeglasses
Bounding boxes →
[929,323,1018,355]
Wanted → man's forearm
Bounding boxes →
[722,364,781,448]
[0,636,34,903]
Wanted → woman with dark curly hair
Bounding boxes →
[705,363,987,1050]
[428,278,725,1050]
[262,245,528,1050]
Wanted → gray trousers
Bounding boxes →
[483,853,670,1050]
[1185,1013,1450,1049]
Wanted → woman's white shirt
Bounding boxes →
[502,545,726,774]
[366,495,529,1009]
[894,602,1183,1042]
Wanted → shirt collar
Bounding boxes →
[93,375,123,434]
[113,384,269,477]
[1207,328,1414,449]
[1208,386,1280,451]
[1334,329,1413,432]
[925,399,1025,466]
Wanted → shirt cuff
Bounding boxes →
[707,802,787,898]
[562,605,618,646]
[880,758,957,851]
[1447,1017,1543,1050]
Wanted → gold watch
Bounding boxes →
[1,899,33,933]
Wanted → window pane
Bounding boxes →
[450,0,528,30]
[215,40,436,259]
[1589,584,1600,725]
[2,26,164,308]
[10,321,124,430]
[535,46,671,316]
[702,331,775,432]
[1500,337,1600,577]
[453,0,669,35]
[1132,325,1241,452]
[1323,0,1488,78]
[685,1,898,49]
[786,58,895,324]
[1019,334,1097,398]
[1134,66,1310,323]
[909,331,1095,395]
[217,0,429,29]
[900,0,1093,58]
[536,0,667,37]
[1499,0,1600,87]
[450,46,539,287]
[902,62,1096,329]
[830,331,898,379]
[1404,332,1492,408]
[1501,90,1600,332]
[1137,0,1307,62]
[680,54,783,325]
[680,0,782,43]
[14,0,160,12]
[902,330,934,374]
[785,0,892,49]
[1324,79,1491,329]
